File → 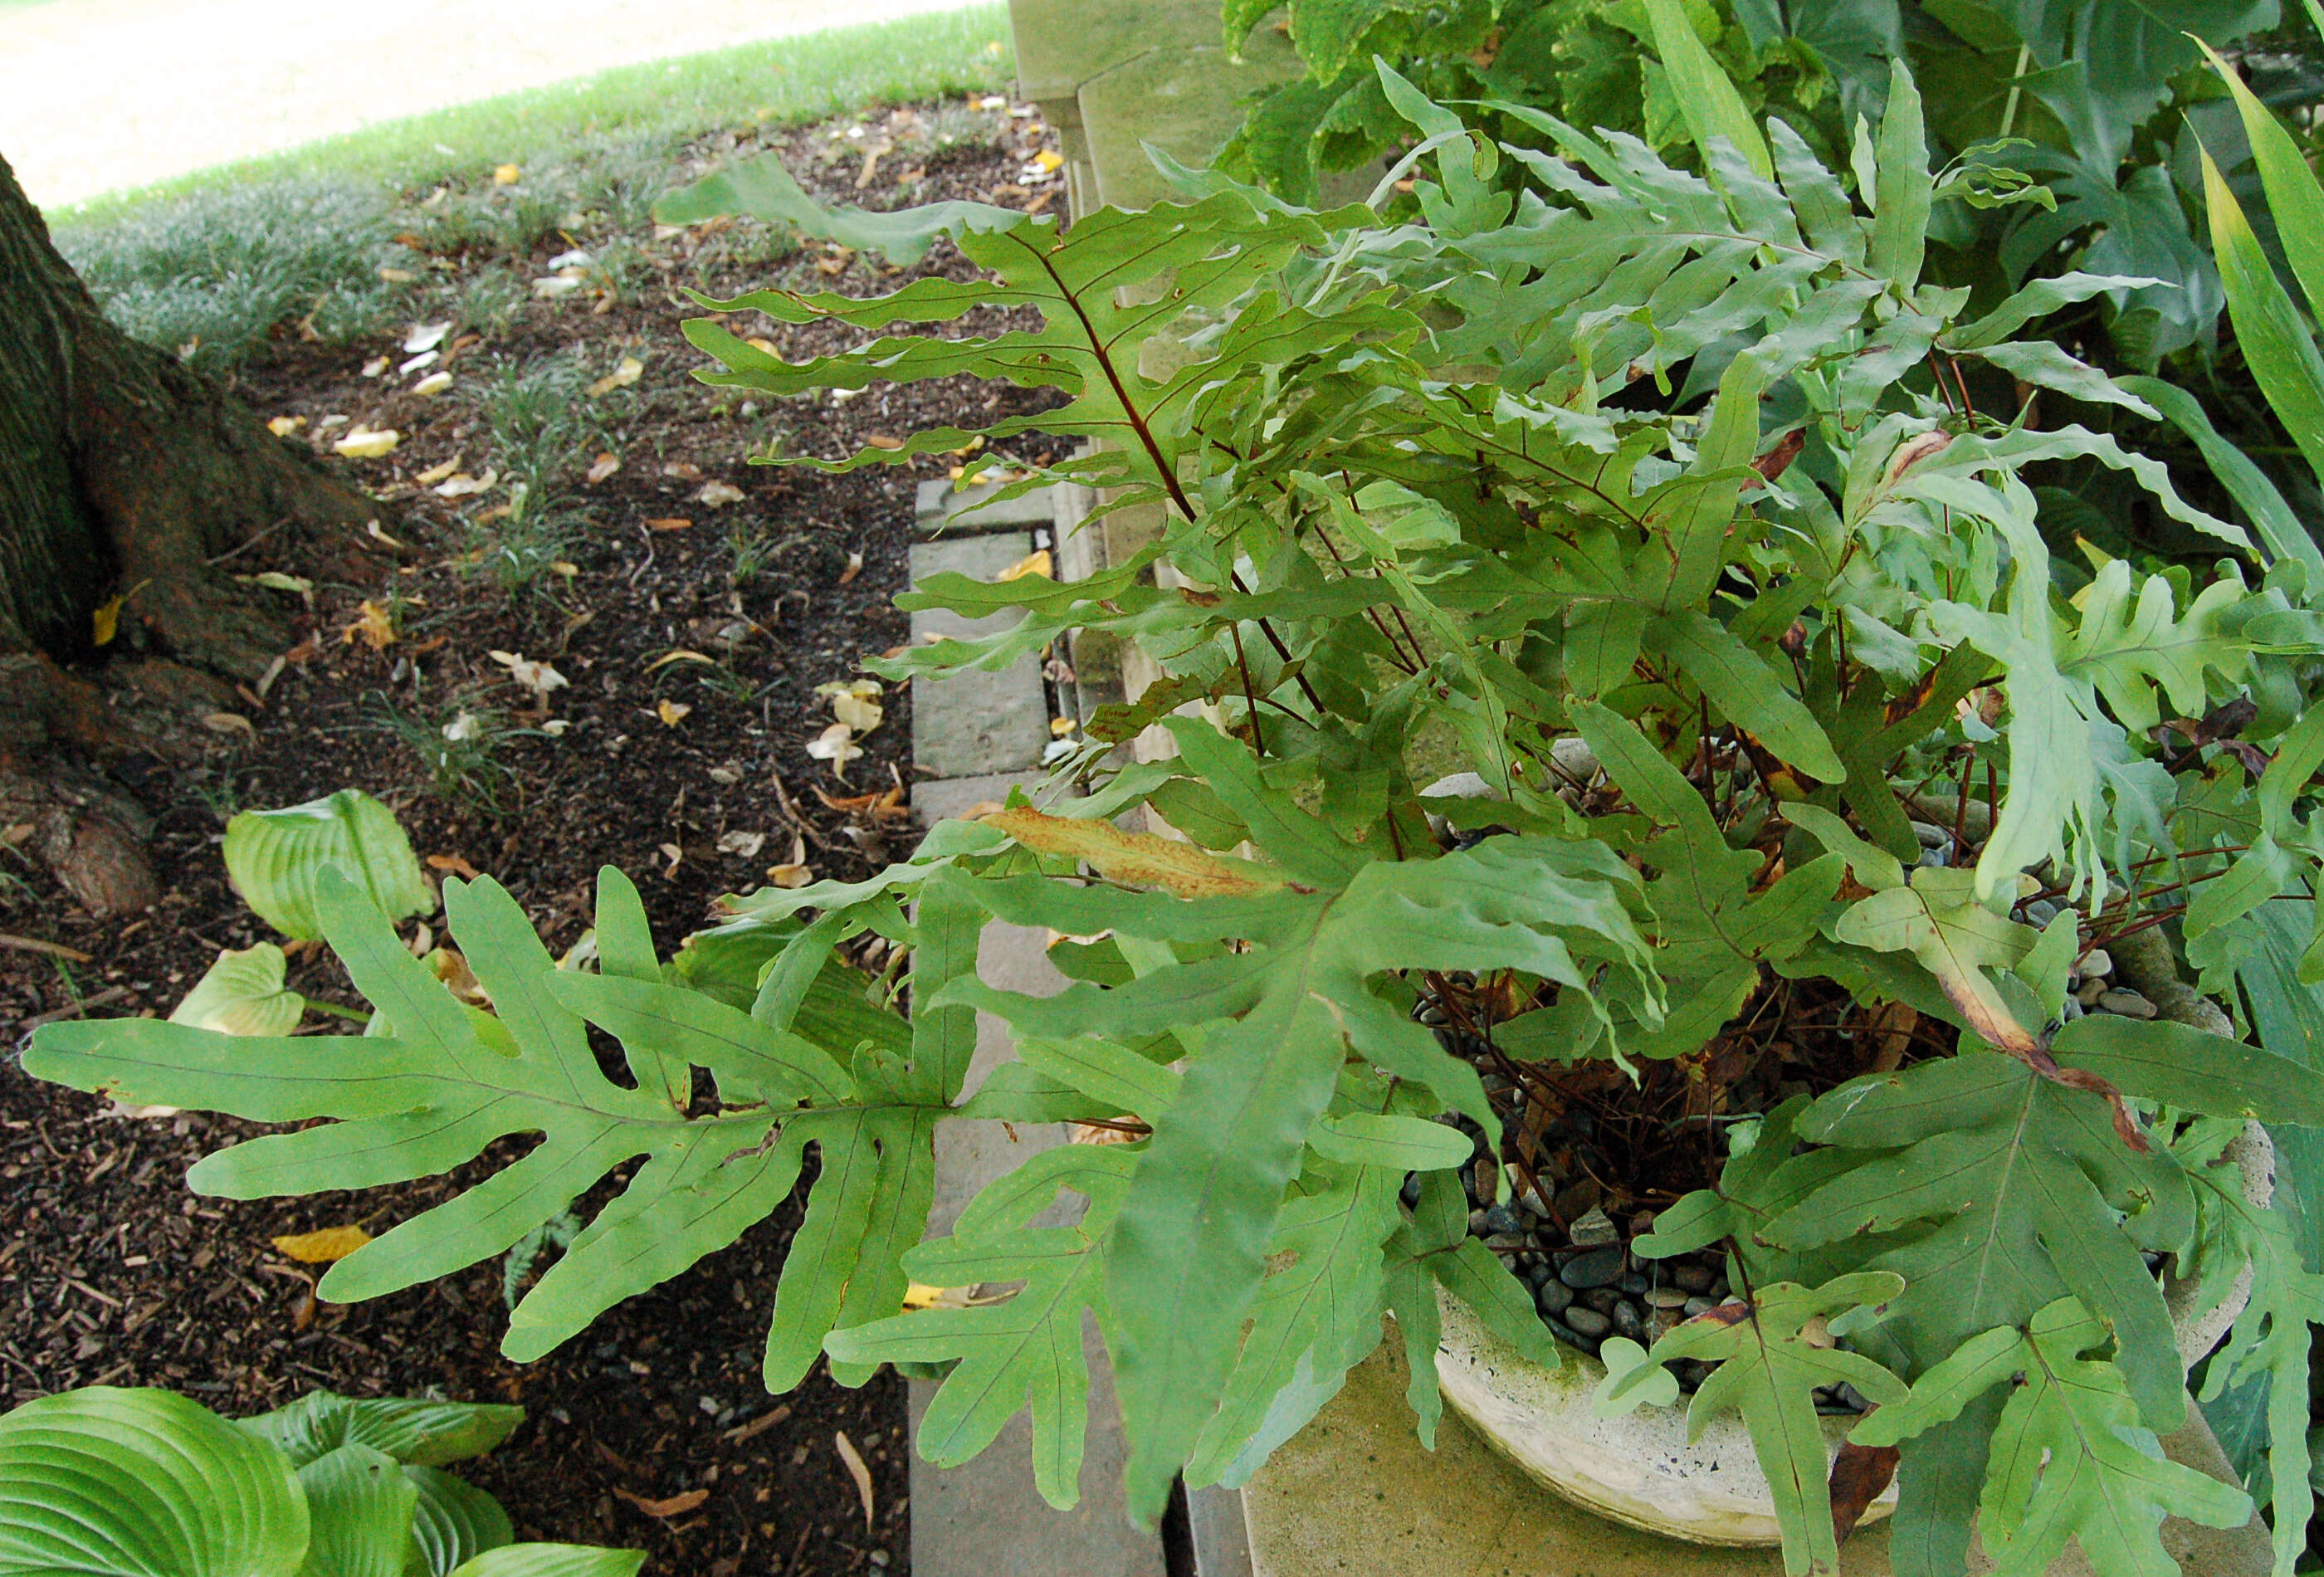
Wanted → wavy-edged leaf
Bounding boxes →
[1855,1297,2251,1577]
[406,1466,513,1576]
[0,1387,308,1577]
[447,1546,644,1577]
[1600,1274,1908,1576]
[171,943,304,1038]
[242,1392,523,1469]
[295,1443,417,1577]
[224,789,431,941]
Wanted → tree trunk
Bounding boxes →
[0,149,382,912]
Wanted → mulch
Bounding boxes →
[2,97,1071,1575]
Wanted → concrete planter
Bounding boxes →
[1432,1122,2276,1549]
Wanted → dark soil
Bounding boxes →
[2,100,1069,1575]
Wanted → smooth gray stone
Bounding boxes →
[1563,1306,1612,1338]
[1559,1247,1624,1290]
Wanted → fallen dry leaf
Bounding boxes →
[807,722,863,779]
[644,517,692,532]
[341,600,397,650]
[864,432,904,451]
[404,320,452,354]
[492,163,522,185]
[816,679,883,736]
[764,862,814,888]
[835,1433,874,1533]
[399,350,437,375]
[364,519,407,550]
[695,481,745,508]
[662,461,703,481]
[433,468,498,499]
[427,852,482,881]
[613,1487,708,1519]
[644,649,715,671]
[273,1225,373,1264]
[414,456,462,486]
[717,830,767,858]
[334,427,400,459]
[202,711,255,737]
[586,452,622,484]
[490,649,569,699]
[361,356,389,378]
[997,548,1052,582]
[91,593,126,646]
[839,549,864,584]
[267,415,306,437]
[376,266,416,283]
[587,355,645,397]
[658,841,684,875]
[411,371,454,398]
[657,700,692,727]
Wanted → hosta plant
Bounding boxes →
[0,1386,641,1576]
[27,56,2324,1577]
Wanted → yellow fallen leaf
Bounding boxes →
[92,594,125,646]
[1051,715,1076,737]
[334,427,400,459]
[657,699,692,726]
[1033,149,1063,173]
[490,649,569,698]
[806,722,863,779]
[815,679,883,735]
[273,1225,373,1264]
[377,266,417,283]
[764,862,814,888]
[361,356,389,377]
[492,163,522,185]
[997,549,1052,582]
[981,806,1286,898]
[432,468,497,498]
[863,432,904,451]
[410,370,454,397]
[415,456,462,486]
[834,1433,874,1533]
[696,481,745,507]
[644,649,715,671]
[586,452,622,484]
[268,415,306,437]
[587,355,645,397]
[202,710,255,737]
[341,600,397,650]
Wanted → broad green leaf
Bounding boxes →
[827,1149,1132,1508]
[0,1388,308,1577]
[447,1547,645,1577]
[1591,1336,1679,1417]
[653,151,1015,264]
[2203,148,2324,491]
[2053,1014,2324,1128]
[591,867,686,1111]
[1647,610,1845,784]
[1832,867,2038,1054]
[1308,1113,1471,1169]
[171,943,305,1038]
[1774,1053,2193,1432]
[1643,0,1772,179]
[1870,61,1930,290]
[406,1467,513,1576]
[2117,376,2324,579]
[1603,1275,1909,1576]
[1855,1299,2251,1577]
[225,789,431,941]
[295,1443,417,1577]
[242,1392,524,1469]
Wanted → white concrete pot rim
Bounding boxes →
[1432,1120,2276,1550]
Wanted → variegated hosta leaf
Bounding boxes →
[171,943,304,1038]
[1854,1299,2253,1577]
[223,788,432,941]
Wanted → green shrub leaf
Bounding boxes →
[0,1387,308,1576]
[224,789,431,941]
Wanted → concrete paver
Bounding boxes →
[906,533,1052,779]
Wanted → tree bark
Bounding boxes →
[0,147,378,752]
[0,148,383,913]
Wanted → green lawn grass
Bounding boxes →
[52,3,1013,226]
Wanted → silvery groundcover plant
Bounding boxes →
[31,24,2324,1577]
